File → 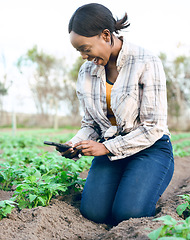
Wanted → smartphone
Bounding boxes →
[44,141,73,152]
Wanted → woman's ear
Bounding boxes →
[101,29,111,43]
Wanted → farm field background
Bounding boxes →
[0,128,190,239]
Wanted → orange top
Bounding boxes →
[106,80,117,126]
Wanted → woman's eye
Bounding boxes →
[84,49,90,53]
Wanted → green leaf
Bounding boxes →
[0,201,6,208]
[179,194,190,201]
[176,202,189,215]
[33,170,41,179]
[148,226,163,240]
[185,216,190,224]
[17,200,28,209]
[29,194,37,203]
[37,196,46,205]
[27,175,36,183]
[187,233,190,240]
[153,215,177,225]
[56,186,68,192]
[3,205,13,215]
[159,237,186,240]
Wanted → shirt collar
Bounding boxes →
[116,37,128,72]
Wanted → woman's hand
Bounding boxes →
[74,140,110,156]
[56,141,79,159]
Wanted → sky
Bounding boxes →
[0,0,190,114]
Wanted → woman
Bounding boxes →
[58,3,174,225]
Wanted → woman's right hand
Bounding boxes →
[56,141,79,159]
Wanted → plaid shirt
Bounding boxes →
[71,38,170,161]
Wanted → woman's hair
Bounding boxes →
[68,3,130,37]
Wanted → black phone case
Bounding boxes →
[44,141,72,152]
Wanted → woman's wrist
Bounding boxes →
[102,143,114,156]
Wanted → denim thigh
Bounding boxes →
[80,135,174,224]
[112,135,174,223]
[80,155,124,223]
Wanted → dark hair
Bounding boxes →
[68,3,130,37]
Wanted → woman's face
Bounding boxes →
[70,30,112,66]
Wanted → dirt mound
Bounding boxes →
[0,156,190,240]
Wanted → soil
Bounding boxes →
[0,156,190,240]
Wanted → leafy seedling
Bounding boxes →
[0,200,18,220]
[148,215,190,240]
[177,194,190,218]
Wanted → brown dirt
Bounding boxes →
[0,156,190,240]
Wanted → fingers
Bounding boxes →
[73,140,109,156]
[74,140,90,149]
[60,148,77,158]
[55,141,79,159]
[74,141,92,156]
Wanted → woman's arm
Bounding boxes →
[103,57,169,160]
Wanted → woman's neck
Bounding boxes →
[108,35,123,65]
[105,37,123,83]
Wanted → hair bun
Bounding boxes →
[114,13,130,34]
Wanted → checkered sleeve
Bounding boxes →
[69,65,101,145]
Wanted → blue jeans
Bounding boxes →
[80,135,174,225]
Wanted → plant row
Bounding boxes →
[0,134,92,220]
[171,132,190,157]
[148,194,190,239]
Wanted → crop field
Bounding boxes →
[0,129,190,239]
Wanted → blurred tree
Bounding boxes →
[0,54,8,114]
[17,46,67,129]
[69,56,85,81]
[159,52,190,128]
[0,82,7,96]
[64,57,85,121]
[17,47,85,128]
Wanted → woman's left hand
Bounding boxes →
[74,140,110,156]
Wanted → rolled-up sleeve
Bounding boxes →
[70,68,101,145]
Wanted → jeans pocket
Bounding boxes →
[153,135,174,161]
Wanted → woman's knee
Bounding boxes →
[80,203,108,223]
[112,203,155,224]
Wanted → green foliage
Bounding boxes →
[0,134,43,149]
[0,82,7,96]
[159,52,190,120]
[171,133,190,157]
[12,174,67,209]
[17,45,56,76]
[146,132,190,239]
[69,56,85,82]
[0,200,18,220]
[0,132,92,219]
[171,133,190,142]
[148,215,190,240]
[177,195,190,217]
[172,140,190,157]
[148,193,190,239]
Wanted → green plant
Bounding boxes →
[11,167,85,209]
[148,215,190,240]
[0,161,42,190]
[0,131,91,219]
[0,162,19,190]
[12,174,67,209]
[177,194,190,217]
[0,200,18,220]
[172,140,190,157]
